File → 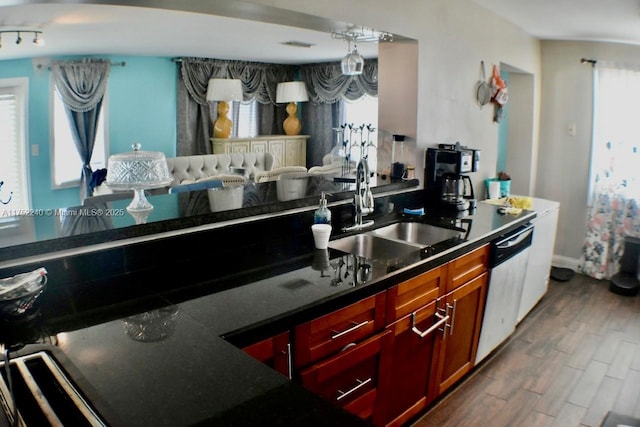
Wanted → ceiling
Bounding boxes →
[0,2,384,64]
[0,1,638,66]
[471,0,640,46]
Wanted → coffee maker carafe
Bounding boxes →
[440,173,475,210]
[425,143,479,211]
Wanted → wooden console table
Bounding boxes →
[211,135,309,168]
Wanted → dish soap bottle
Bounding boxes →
[314,192,332,225]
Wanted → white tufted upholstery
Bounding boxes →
[254,166,308,183]
[165,152,274,186]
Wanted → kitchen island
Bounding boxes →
[0,190,536,426]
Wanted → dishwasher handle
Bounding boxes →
[495,225,534,249]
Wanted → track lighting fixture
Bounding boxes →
[0,30,44,49]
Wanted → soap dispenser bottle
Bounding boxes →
[314,192,332,224]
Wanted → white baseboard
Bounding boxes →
[551,255,580,271]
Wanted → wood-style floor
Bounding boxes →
[412,273,640,427]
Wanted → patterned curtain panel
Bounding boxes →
[177,57,294,155]
[298,60,377,166]
[51,59,111,200]
[299,59,378,104]
[579,63,640,279]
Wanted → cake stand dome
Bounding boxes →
[106,143,172,222]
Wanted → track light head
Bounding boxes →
[33,32,44,46]
[15,32,21,44]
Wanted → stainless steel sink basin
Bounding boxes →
[328,233,420,260]
[371,222,464,246]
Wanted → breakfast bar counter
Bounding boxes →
[0,192,536,426]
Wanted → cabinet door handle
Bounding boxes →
[411,311,450,338]
[336,377,372,402]
[285,343,292,379]
[447,301,457,336]
[331,320,369,340]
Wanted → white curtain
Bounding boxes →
[580,62,640,279]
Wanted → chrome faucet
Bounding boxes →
[343,157,374,231]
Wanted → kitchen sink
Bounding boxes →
[371,222,465,246]
[328,221,466,260]
[327,233,421,260]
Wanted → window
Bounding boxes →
[342,95,378,169]
[0,78,30,219]
[51,86,107,188]
[231,99,259,138]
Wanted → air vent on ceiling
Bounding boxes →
[281,41,314,48]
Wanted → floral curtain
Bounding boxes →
[51,58,111,200]
[579,63,640,279]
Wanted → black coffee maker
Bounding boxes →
[424,143,480,211]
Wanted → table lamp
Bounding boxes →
[106,143,172,224]
[276,81,309,135]
[206,78,243,138]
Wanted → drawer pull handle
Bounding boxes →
[331,320,369,340]
[411,311,450,338]
[336,377,372,402]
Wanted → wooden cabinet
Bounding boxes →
[294,293,387,369]
[299,330,392,425]
[381,244,489,426]
[211,135,308,168]
[434,271,487,394]
[383,297,444,426]
[243,331,291,378]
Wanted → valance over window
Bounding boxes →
[179,57,294,105]
[299,59,378,104]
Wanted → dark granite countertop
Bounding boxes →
[0,193,535,426]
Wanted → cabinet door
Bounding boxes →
[268,139,286,168]
[383,298,446,427]
[250,139,268,154]
[230,140,251,153]
[299,329,392,425]
[211,140,231,154]
[435,272,487,394]
[285,138,306,167]
[243,331,291,378]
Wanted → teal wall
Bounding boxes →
[0,55,177,210]
[496,71,510,174]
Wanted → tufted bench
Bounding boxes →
[166,152,274,186]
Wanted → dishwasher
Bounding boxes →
[475,223,534,364]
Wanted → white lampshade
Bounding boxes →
[206,78,243,101]
[276,81,309,103]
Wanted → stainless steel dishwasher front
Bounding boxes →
[475,223,534,364]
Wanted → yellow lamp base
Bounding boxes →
[283,102,302,136]
[213,100,233,138]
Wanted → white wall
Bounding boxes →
[538,40,640,265]
[253,0,542,191]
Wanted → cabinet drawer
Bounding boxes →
[386,266,444,322]
[299,330,391,422]
[294,293,386,368]
[445,244,489,293]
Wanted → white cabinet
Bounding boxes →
[211,135,308,168]
[517,198,560,322]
